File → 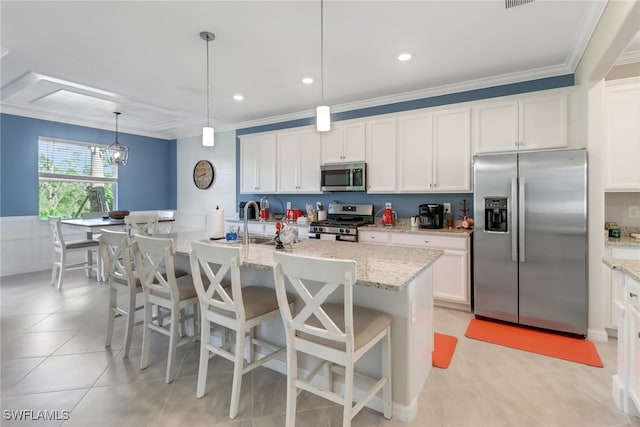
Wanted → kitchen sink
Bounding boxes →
[242,235,275,245]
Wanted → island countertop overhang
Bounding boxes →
[173,230,443,291]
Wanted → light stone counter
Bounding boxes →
[603,257,640,282]
[363,222,473,237]
[173,229,443,291]
[606,236,640,248]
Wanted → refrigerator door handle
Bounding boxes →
[519,177,526,263]
[511,178,518,262]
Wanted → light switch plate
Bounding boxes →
[443,203,451,214]
[629,205,640,219]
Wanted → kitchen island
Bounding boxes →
[172,229,443,422]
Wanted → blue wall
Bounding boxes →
[0,113,177,217]
[236,74,575,219]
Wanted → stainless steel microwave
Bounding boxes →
[320,162,366,192]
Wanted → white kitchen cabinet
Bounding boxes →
[390,232,470,308]
[276,129,321,193]
[432,107,471,191]
[240,133,277,194]
[472,91,568,153]
[359,229,471,310]
[605,77,640,191]
[321,121,366,164]
[397,112,433,192]
[366,117,397,193]
[397,107,470,193]
[627,276,640,414]
[605,246,640,334]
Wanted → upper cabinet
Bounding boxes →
[366,117,397,193]
[473,91,568,153]
[239,133,277,194]
[321,122,366,164]
[276,129,322,193]
[397,106,471,193]
[605,77,640,191]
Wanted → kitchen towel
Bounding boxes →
[210,208,225,239]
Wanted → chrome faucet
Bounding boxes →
[243,200,259,244]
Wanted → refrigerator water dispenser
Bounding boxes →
[484,197,508,232]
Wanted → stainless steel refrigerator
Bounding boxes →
[473,149,588,336]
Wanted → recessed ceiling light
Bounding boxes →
[302,77,314,84]
[398,53,412,61]
[233,94,244,101]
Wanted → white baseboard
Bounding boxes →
[587,328,609,343]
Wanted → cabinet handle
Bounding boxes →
[630,292,637,298]
[424,240,429,243]
[514,141,518,146]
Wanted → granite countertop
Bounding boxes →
[362,222,473,236]
[603,257,640,282]
[172,229,443,291]
[605,236,640,248]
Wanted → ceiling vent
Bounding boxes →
[505,0,534,9]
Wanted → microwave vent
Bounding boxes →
[505,0,534,9]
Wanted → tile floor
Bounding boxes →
[1,269,639,426]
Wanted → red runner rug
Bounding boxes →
[465,318,603,367]
[432,332,458,369]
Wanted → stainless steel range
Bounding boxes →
[308,203,374,242]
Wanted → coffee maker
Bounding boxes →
[419,204,444,229]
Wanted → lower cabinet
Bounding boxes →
[622,276,640,415]
[605,246,640,334]
[359,230,471,310]
[612,271,640,416]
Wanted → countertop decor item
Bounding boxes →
[106,112,129,166]
[200,30,215,147]
[108,210,129,220]
[193,159,214,189]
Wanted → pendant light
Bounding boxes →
[107,112,129,166]
[201,31,215,147]
[316,0,330,132]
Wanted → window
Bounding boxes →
[38,137,117,219]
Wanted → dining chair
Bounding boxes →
[133,234,199,383]
[273,252,392,427]
[189,241,295,419]
[99,229,143,358]
[48,217,100,290]
[125,213,159,237]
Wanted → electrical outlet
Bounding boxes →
[629,205,640,219]
[443,203,451,214]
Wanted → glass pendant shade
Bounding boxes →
[107,141,129,165]
[203,126,214,147]
[108,112,129,166]
[316,105,331,132]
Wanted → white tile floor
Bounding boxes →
[1,269,638,426]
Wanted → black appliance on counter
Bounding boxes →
[238,201,258,219]
[308,203,374,242]
[419,204,444,229]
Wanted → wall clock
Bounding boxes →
[193,160,215,189]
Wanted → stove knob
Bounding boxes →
[340,228,345,233]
